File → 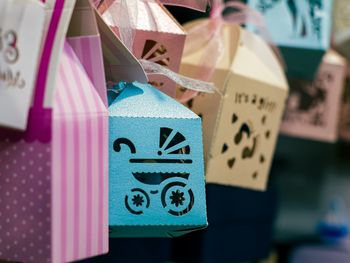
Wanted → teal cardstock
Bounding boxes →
[247,0,333,79]
[108,82,208,237]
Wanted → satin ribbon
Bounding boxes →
[179,0,285,103]
[106,60,215,94]
[99,0,216,95]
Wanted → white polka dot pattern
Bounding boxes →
[0,140,51,263]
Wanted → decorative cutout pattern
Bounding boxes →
[257,0,324,39]
[113,127,194,216]
[141,40,170,67]
[283,71,332,127]
[149,81,164,89]
[141,40,171,90]
[217,110,272,180]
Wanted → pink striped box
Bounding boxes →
[281,50,347,142]
[96,0,186,97]
[0,40,108,263]
[0,0,108,262]
[0,39,108,262]
[67,0,108,106]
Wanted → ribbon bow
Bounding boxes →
[179,0,284,103]
[97,0,215,95]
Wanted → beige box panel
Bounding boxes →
[206,73,286,190]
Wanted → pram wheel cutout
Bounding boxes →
[161,181,194,216]
[125,188,151,215]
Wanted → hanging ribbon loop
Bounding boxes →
[140,59,216,93]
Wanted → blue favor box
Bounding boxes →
[247,0,333,79]
[108,82,207,237]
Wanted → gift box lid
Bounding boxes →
[109,82,199,119]
[100,0,185,35]
[233,28,288,91]
[54,41,107,116]
[181,20,288,92]
[323,49,348,66]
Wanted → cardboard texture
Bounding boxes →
[333,0,350,60]
[281,50,347,142]
[108,81,207,237]
[0,1,109,262]
[339,68,350,141]
[247,0,333,79]
[94,7,148,85]
[97,0,186,97]
[180,20,288,191]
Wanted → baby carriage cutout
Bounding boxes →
[113,127,195,217]
[108,82,207,237]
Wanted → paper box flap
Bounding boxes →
[94,8,148,83]
[181,19,287,91]
[232,28,288,91]
[100,0,185,35]
[181,19,240,72]
[159,0,208,11]
[67,0,108,106]
[42,0,77,108]
[54,41,106,115]
[323,49,348,66]
[109,82,199,119]
[67,0,98,37]
[110,224,207,238]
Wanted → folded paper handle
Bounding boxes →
[33,0,65,110]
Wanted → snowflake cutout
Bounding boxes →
[170,190,185,207]
[132,194,144,207]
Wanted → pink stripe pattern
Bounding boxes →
[68,36,108,107]
[52,41,108,262]
[0,1,108,263]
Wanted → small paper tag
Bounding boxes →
[0,0,45,130]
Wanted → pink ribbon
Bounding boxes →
[98,0,216,94]
[179,0,285,103]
